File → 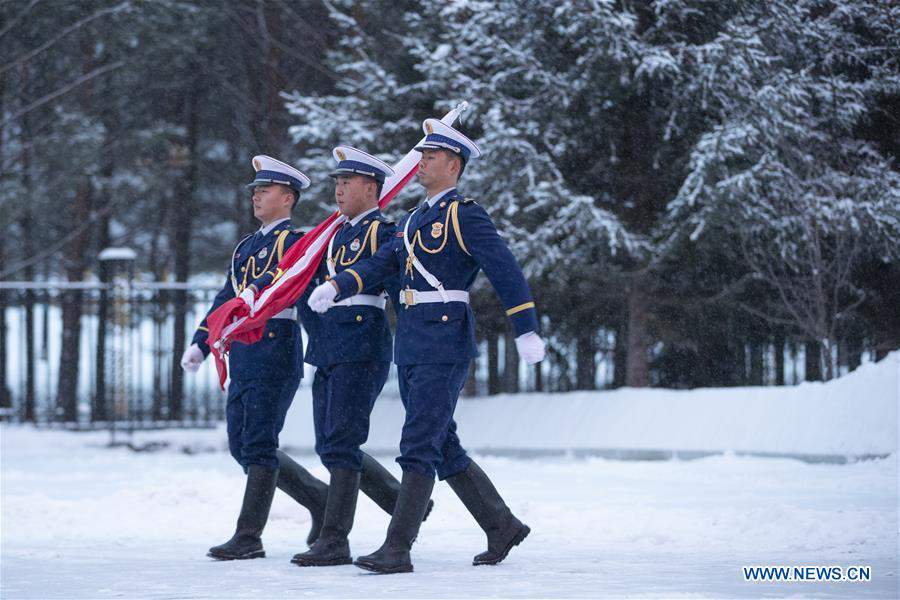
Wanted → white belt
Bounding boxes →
[271,307,298,320]
[334,294,387,309]
[399,289,469,307]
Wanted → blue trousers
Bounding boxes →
[225,320,302,470]
[312,361,391,471]
[396,361,472,480]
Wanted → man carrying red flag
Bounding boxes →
[181,155,406,561]
[289,146,437,568]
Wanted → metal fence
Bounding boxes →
[0,265,226,430]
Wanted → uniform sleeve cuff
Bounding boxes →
[509,309,539,337]
[332,271,360,301]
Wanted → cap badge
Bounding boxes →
[425,122,433,134]
[336,149,346,161]
[253,158,261,171]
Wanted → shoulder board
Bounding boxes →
[375,215,395,225]
[407,206,417,213]
[292,228,306,235]
[461,197,476,204]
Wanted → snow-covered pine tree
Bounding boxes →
[664,0,900,379]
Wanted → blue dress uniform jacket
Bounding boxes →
[332,189,540,365]
[297,210,399,471]
[191,222,303,357]
[298,210,398,368]
[190,221,305,470]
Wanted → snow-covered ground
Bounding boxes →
[1,425,897,599]
[2,354,898,598]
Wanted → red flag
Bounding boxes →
[205,104,469,388]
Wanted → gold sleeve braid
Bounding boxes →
[344,268,364,294]
[505,301,536,316]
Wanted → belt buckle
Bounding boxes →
[403,289,416,308]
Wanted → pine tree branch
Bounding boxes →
[1,60,124,126]
[0,2,129,76]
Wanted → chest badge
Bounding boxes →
[431,222,444,239]
[257,247,268,259]
[349,238,361,252]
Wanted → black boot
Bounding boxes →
[445,461,530,566]
[353,471,434,574]
[360,452,435,521]
[276,450,329,546]
[208,465,279,560]
[291,468,359,566]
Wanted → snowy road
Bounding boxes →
[1,426,897,599]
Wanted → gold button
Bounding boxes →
[441,315,448,322]
[268,331,275,338]
[440,201,446,208]
[355,315,363,322]
[363,220,369,225]
[241,267,246,271]
[273,230,280,235]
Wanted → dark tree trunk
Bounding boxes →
[625,282,650,387]
[533,362,543,392]
[748,341,764,386]
[0,288,8,413]
[844,334,862,372]
[774,331,785,386]
[17,74,37,421]
[503,331,519,393]
[487,331,500,395]
[613,320,627,388]
[805,340,822,382]
[169,77,201,422]
[56,33,97,423]
[462,359,477,397]
[575,329,596,390]
[57,288,84,422]
[0,76,8,413]
[93,214,111,423]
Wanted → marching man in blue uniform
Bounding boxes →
[291,146,432,567]
[180,155,409,561]
[308,120,547,573]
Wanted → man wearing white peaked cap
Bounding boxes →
[182,154,332,561]
[291,145,440,567]
[309,119,545,573]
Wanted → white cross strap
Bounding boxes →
[326,216,349,279]
[402,206,450,302]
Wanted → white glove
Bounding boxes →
[308,281,338,313]
[180,343,205,373]
[515,332,546,364]
[238,287,256,316]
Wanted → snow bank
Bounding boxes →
[282,352,899,459]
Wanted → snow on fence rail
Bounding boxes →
[1,280,225,426]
